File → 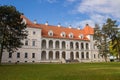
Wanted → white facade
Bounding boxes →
[1,27,105,63]
[1,16,105,63]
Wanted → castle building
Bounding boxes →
[2,15,104,63]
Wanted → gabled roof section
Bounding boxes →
[21,15,40,29]
[83,24,94,35]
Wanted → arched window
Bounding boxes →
[61,32,66,37]
[42,40,46,48]
[49,40,53,48]
[70,42,73,49]
[48,30,53,36]
[56,51,59,59]
[55,41,59,49]
[86,43,89,49]
[76,42,79,49]
[41,51,46,60]
[81,52,84,59]
[81,43,84,49]
[76,52,79,58]
[49,51,53,60]
[86,52,89,59]
[69,33,74,38]
[62,41,66,49]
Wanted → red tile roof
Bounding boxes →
[21,15,94,41]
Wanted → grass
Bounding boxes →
[0,62,120,80]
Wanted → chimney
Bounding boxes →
[86,24,89,26]
[68,25,72,29]
[33,20,37,24]
[45,21,48,25]
[77,26,80,30]
[58,23,61,27]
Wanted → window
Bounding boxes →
[33,31,36,35]
[32,53,35,58]
[86,52,89,59]
[61,32,66,37]
[86,43,89,49]
[8,52,12,58]
[25,40,28,46]
[25,53,28,58]
[81,43,84,49]
[81,52,84,59]
[94,54,96,58]
[32,41,35,46]
[69,33,74,38]
[17,52,20,58]
[79,34,84,39]
[48,30,53,36]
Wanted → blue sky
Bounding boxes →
[0,0,120,28]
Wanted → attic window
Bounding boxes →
[69,33,74,38]
[61,32,66,37]
[48,30,53,36]
[79,34,84,39]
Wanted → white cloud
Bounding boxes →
[64,19,95,28]
[71,0,120,28]
[77,0,120,19]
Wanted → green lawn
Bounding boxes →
[0,62,120,80]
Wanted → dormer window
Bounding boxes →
[79,34,84,39]
[61,32,66,37]
[48,30,53,36]
[69,33,74,38]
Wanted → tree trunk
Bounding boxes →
[104,56,107,62]
[0,43,3,64]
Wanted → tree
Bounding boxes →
[112,32,120,61]
[94,24,109,62]
[94,18,120,62]
[0,5,27,64]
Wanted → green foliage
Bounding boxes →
[0,5,27,63]
[0,63,120,80]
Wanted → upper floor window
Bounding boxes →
[69,33,74,38]
[8,52,12,58]
[25,53,28,58]
[17,52,20,58]
[48,30,53,36]
[61,32,66,37]
[32,41,35,46]
[33,31,36,35]
[25,40,28,46]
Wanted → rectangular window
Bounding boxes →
[33,31,36,35]
[17,52,20,58]
[25,53,28,58]
[25,40,28,46]
[32,41,35,46]
[32,53,35,58]
[9,52,12,58]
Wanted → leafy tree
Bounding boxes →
[94,24,109,62]
[0,5,27,64]
[94,18,120,62]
